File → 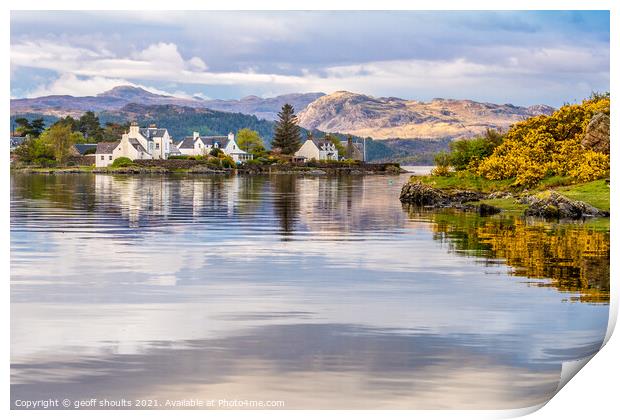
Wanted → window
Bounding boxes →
[101,155,104,160]
[109,155,113,160]
[156,143,160,149]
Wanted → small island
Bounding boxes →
[400,93,610,219]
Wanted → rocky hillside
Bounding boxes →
[298,91,554,140]
[10,86,324,121]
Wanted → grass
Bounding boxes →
[413,171,610,214]
[412,171,515,193]
[554,179,610,212]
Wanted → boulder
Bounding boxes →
[399,181,485,207]
[521,192,607,219]
[400,182,449,206]
[582,113,610,154]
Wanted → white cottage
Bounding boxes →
[176,132,253,163]
[295,138,339,161]
[95,122,174,167]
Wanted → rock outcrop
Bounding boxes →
[519,192,607,219]
[399,182,498,215]
[582,112,610,154]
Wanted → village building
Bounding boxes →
[294,137,339,161]
[95,122,173,167]
[344,137,365,161]
[176,132,253,163]
[10,136,27,151]
[71,143,98,156]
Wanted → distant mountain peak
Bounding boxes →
[98,85,169,99]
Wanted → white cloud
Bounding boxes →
[27,74,136,97]
[11,38,609,105]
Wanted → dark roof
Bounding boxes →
[177,136,197,149]
[96,141,120,154]
[139,128,167,140]
[129,138,147,154]
[178,135,230,149]
[201,136,230,148]
[311,139,335,149]
[73,143,98,155]
[10,136,27,147]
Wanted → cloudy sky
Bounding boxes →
[10,10,609,106]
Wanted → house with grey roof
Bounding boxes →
[95,122,174,167]
[71,143,98,155]
[10,136,27,151]
[176,131,253,163]
[294,136,339,161]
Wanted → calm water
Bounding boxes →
[10,173,609,409]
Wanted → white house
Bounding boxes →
[176,132,253,163]
[295,138,339,161]
[95,122,173,167]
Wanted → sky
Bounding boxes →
[10,10,610,107]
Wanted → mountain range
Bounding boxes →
[10,86,325,121]
[11,85,554,141]
[297,91,555,140]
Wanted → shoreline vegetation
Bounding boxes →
[400,93,610,219]
[11,160,405,176]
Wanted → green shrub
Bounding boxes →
[432,151,451,176]
[33,157,57,168]
[111,157,134,168]
[448,130,503,171]
[209,148,224,157]
[169,155,189,160]
[219,155,236,168]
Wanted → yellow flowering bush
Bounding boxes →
[475,95,610,186]
[569,150,610,182]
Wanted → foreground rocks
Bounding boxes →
[400,181,608,219]
[582,112,610,154]
[519,192,608,218]
[399,181,498,215]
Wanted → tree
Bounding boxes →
[14,117,45,137]
[325,133,346,157]
[102,122,130,142]
[77,111,104,141]
[271,104,302,155]
[236,128,266,155]
[39,124,78,164]
[13,136,54,163]
[52,116,78,132]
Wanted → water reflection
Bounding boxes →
[405,208,610,303]
[10,173,609,409]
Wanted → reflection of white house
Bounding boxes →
[95,122,174,167]
[295,138,339,161]
[176,132,253,163]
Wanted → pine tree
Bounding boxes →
[271,104,302,155]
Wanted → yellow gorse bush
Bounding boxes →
[476,95,610,185]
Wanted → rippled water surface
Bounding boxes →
[10,173,609,409]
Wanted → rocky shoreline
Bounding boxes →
[12,162,405,176]
[400,181,608,219]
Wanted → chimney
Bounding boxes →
[149,123,157,129]
[129,121,139,137]
[228,132,235,142]
[193,132,199,140]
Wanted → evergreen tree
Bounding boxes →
[77,111,104,141]
[271,104,301,154]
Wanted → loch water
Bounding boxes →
[10,172,609,409]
